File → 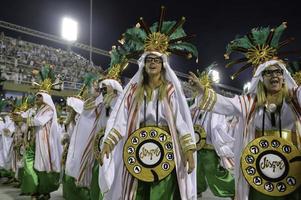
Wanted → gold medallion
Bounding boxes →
[241,136,301,196]
[123,126,175,182]
[194,125,207,150]
[93,129,105,164]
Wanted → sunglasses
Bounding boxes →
[262,69,283,77]
[145,57,163,64]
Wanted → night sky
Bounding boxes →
[1,0,300,89]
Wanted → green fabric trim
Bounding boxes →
[90,161,102,200]
[0,169,13,178]
[135,170,181,200]
[17,167,24,183]
[20,145,38,194]
[196,149,235,197]
[62,175,90,200]
[35,171,60,194]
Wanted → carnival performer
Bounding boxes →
[189,22,301,199]
[26,66,62,200]
[61,92,84,200]
[189,70,235,199]
[65,68,123,200]
[0,99,15,181]
[10,97,32,188]
[0,101,15,183]
[19,95,38,196]
[64,73,101,200]
[100,7,198,200]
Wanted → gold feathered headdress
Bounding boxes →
[117,6,198,60]
[224,22,299,79]
[32,65,62,93]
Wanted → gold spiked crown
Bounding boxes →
[32,65,62,93]
[118,6,198,60]
[224,22,298,79]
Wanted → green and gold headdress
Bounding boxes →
[12,95,35,113]
[103,46,129,82]
[224,22,297,79]
[75,73,98,100]
[118,6,198,59]
[32,65,62,93]
[287,60,301,86]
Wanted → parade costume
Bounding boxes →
[100,7,198,200]
[10,97,32,186]
[196,23,301,199]
[190,70,235,198]
[0,100,15,179]
[65,68,123,200]
[0,111,15,180]
[27,66,62,198]
[64,73,97,200]
[19,105,37,194]
[62,92,84,200]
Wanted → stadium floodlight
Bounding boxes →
[243,82,251,93]
[61,17,78,42]
[209,69,220,83]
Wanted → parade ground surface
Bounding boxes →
[0,177,230,200]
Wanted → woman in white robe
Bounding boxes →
[190,101,235,198]
[65,78,122,200]
[100,52,197,200]
[189,59,301,199]
[27,92,62,199]
[0,114,15,179]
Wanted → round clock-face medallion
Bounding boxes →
[93,129,105,164]
[123,126,175,182]
[194,125,207,150]
[241,136,301,196]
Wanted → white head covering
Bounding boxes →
[248,59,297,94]
[37,92,57,118]
[99,79,123,95]
[66,97,84,114]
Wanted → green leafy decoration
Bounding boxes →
[271,23,286,48]
[123,27,147,52]
[169,42,198,57]
[82,73,97,88]
[150,21,186,39]
[225,35,252,55]
[251,27,270,46]
[0,99,7,112]
[110,47,126,67]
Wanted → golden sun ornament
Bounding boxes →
[144,32,169,54]
[246,44,277,66]
[39,78,53,93]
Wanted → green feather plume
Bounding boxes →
[169,42,198,57]
[271,23,287,47]
[0,99,7,112]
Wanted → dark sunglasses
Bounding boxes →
[145,57,163,64]
[262,69,283,77]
